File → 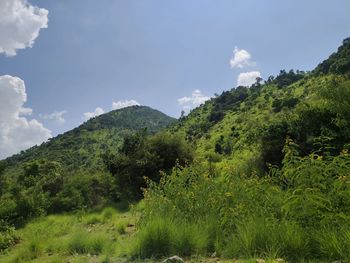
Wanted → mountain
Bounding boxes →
[3,105,176,172]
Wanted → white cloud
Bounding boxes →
[0,75,51,159]
[40,110,67,124]
[178,89,210,112]
[0,0,49,56]
[112,99,140,110]
[19,107,33,116]
[230,47,255,69]
[83,107,104,120]
[237,71,262,87]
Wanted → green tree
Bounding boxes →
[104,131,193,199]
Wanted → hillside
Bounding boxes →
[3,105,176,171]
[0,105,175,227]
[170,37,350,173]
[1,38,350,262]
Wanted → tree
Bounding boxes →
[104,131,194,199]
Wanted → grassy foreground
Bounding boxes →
[0,203,334,263]
[0,204,138,263]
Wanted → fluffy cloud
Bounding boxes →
[83,107,104,120]
[237,71,262,87]
[40,110,67,124]
[230,47,255,69]
[112,100,140,110]
[0,0,49,56]
[178,89,210,112]
[0,75,51,159]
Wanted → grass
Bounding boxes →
[1,203,347,262]
[0,205,138,263]
[132,218,212,259]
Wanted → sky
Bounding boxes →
[0,0,349,159]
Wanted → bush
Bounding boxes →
[0,221,19,251]
[135,145,350,261]
[104,131,194,199]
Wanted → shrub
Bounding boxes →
[0,221,19,251]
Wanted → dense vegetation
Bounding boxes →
[0,106,175,227]
[103,130,193,199]
[1,38,350,262]
[135,38,350,262]
[4,106,175,171]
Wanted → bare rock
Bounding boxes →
[256,259,266,263]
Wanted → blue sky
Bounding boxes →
[0,0,349,158]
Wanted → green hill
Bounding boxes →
[3,105,175,171]
[132,38,350,261]
[0,105,175,226]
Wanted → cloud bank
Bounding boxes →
[237,71,262,87]
[230,47,255,69]
[112,100,140,110]
[0,0,49,56]
[0,75,52,159]
[178,89,210,112]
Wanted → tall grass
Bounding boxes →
[67,231,111,255]
[313,226,350,261]
[135,156,350,262]
[0,206,135,262]
[132,217,210,258]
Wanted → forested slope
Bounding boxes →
[3,106,175,171]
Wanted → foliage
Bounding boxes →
[0,159,117,226]
[314,37,350,75]
[0,220,19,252]
[0,106,174,226]
[272,69,305,88]
[3,106,175,172]
[103,131,193,199]
[2,37,350,262]
[137,145,350,260]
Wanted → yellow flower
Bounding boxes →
[316,155,323,160]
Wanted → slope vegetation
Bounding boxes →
[1,38,350,262]
[4,106,175,171]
